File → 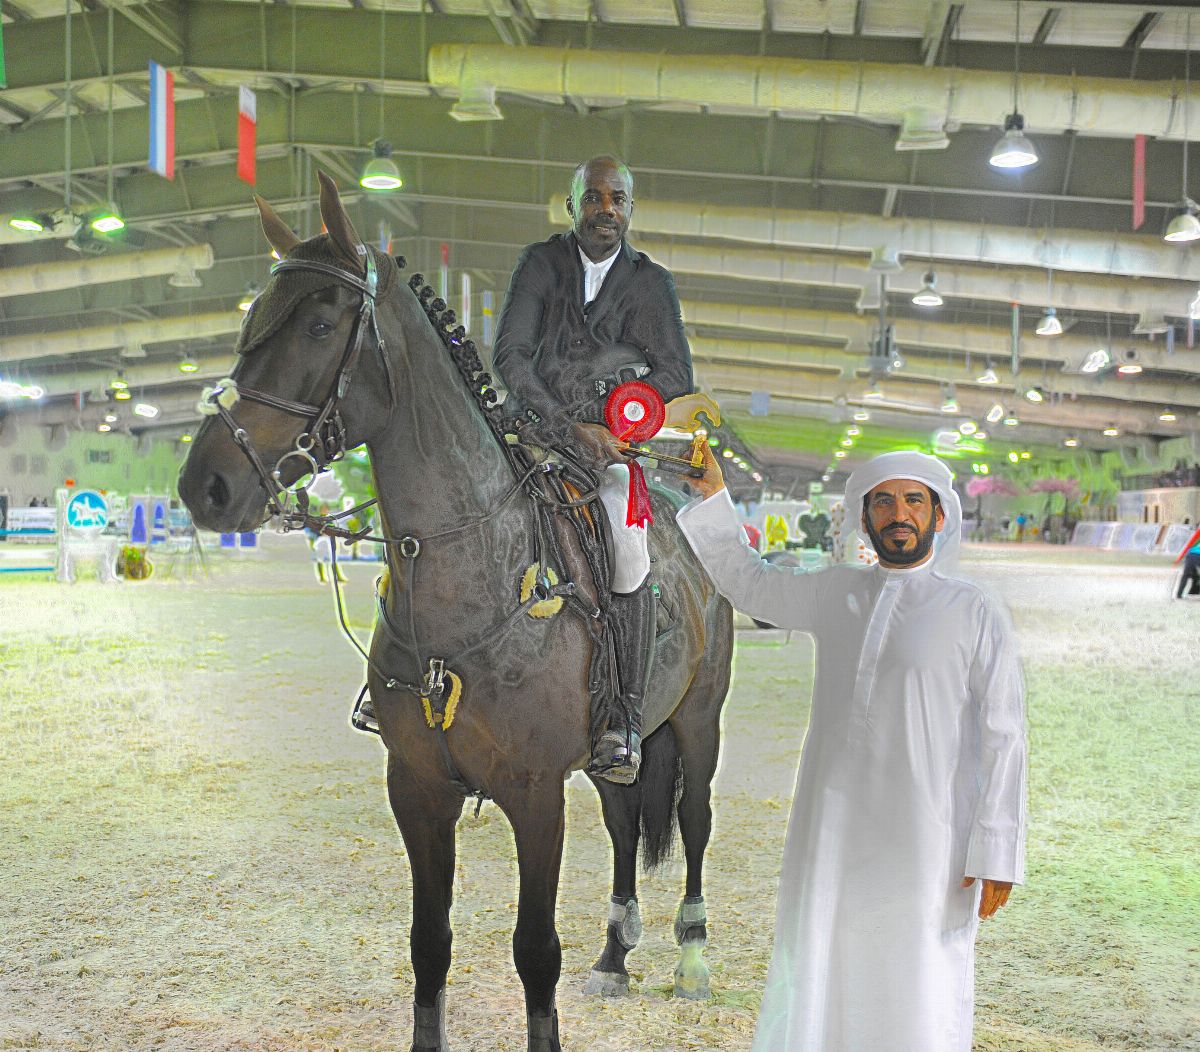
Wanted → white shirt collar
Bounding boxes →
[579,245,619,305]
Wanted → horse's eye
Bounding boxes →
[308,319,334,338]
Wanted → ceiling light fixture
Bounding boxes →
[1035,307,1063,337]
[133,402,160,418]
[989,6,1039,172]
[1103,425,1120,437]
[959,420,978,435]
[864,382,884,400]
[853,409,870,421]
[977,364,999,384]
[840,438,854,448]
[113,388,131,401]
[912,270,943,308]
[834,450,847,459]
[1117,349,1143,375]
[179,355,199,374]
[360,139,404,191]
[180,433,193,443]
[109,374,129,391]
[1004,415,1020,426]
[104,412,118,423]
[97,423,113,433]
[1165,15,1199,242]
[1008,451,1019,463]
[90,204,125,234]
[722,449,734,459]
[1080,348,1111,374]
[1024,386,1045,403]
[9,213,53,233]
[1159,408,1177,422]
[1064,437,1079,447]
[986,403,1005,424]
[846,426,861,437]
[975,430,989,441]
[940,385,959,413]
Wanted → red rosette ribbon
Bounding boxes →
[604,381,665,530]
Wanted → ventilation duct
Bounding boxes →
[430,44,1195,142]
[0,244,215,299]
[551,197,1200,283]
[635,239,1196,320]
[0,312,241,363]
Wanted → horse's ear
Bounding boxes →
[317,170,367,273]
[255,195,301,258]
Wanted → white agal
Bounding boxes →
[677,460,1025,1052]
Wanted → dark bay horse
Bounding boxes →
[177,173,734,1052]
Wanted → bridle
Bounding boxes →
[199,250,394,522]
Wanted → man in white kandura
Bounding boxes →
[677,445,1027,1052]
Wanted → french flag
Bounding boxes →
[148,61,175,181]
[237,86,256,186]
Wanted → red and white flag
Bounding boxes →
[237,86,256,185]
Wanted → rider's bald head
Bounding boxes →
[570,156,634,199]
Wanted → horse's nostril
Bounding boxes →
[207,472,230,510]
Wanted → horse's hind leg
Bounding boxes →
[583,777,642,997]
[501,785,567,1052]
[387,754,461,1052]
[669,616,733,1000]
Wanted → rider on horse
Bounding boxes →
[493,155,696,785]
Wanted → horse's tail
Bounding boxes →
[639,721,684,872]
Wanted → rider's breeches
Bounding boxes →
[599,463,651,595]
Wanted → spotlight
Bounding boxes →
[180,434,193,443]
[109,374,129,391]
[1024,387,1045,403]
[90,204,126,234]
[1163,200,1200,243]
[976,365,999,385]
[1035,307,1063,337]
[360,140,404,191]
[1064,437,1080,447]
[179,355,199,374]
[1080,348,1111,374]
[989,112,1039,170]
[1103,424,1120,437]
[114,388,131,401]
[9,213,53,233]
[1159,408,1177,422]
[1117,349,1142,375]
[912,271,943,308]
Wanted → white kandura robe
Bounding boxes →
[677,490,1026,1052]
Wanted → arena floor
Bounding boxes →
[1,537,1197,1051]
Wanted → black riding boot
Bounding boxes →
[589,583,655,785]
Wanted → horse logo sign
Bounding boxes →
[66,490,109,534]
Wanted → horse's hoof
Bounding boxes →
[673,973,710,1000]
[673,941,710,1000]
[583,968,630,997]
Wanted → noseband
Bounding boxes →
[199,251,395,521]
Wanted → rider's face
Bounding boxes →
[568,161,633,263]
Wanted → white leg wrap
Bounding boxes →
[599,463,651,595]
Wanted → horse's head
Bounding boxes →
[179,172,403,532]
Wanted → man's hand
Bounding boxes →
[962,876,1013,919]
[572,422,628,467]
[690,439,727,500]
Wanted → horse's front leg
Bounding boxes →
[387,753,462,1052]
[583,776,642,997]
[502,783,567,1052]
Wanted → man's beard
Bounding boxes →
[865,515,937,566]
